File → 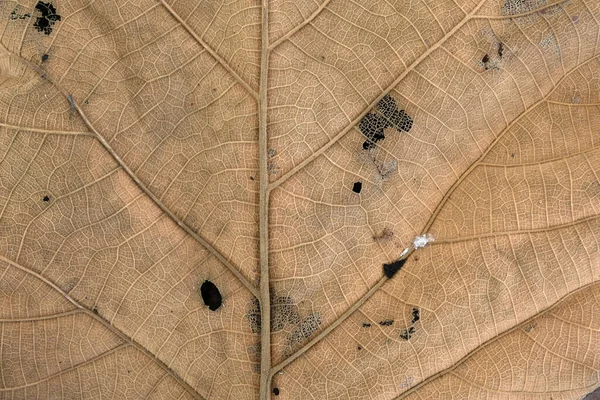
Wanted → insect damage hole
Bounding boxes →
[272,388,280,396]
[42,195,50,202]
[200,280,222,311]
[352,181,362,193]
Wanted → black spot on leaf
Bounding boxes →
[383,258,406,278]
[498,43,504,58]
[482,54,490,63]
[200,280,222,311]
[42,195,50,202]
[33,2,61,36]
[379,319,394,326]
[357,345,362,350]
[362,323,371,328]
[41,54,49,62]
[352,181,362,193]
[411,308,420,324]
[273,388,280,396]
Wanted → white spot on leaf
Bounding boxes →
[413,233,434,249]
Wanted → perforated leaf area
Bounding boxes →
[0,0,599,399]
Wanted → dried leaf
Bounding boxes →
[1,0,599,399]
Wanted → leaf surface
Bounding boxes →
[0,0,599,399]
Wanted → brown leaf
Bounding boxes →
[1,0,599,399]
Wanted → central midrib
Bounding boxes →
[258,0,272,399]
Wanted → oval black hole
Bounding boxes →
[352,182,362,193]
[273,388,280,396]
[200,280,222,311]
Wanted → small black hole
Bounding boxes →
[352,182,362,193]
[41,54,49,62]
[200,280,222,311]
[273,387,280,396]
[42,195,50,202]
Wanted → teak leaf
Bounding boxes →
[1,0,599,399]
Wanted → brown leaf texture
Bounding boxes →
[0,0,599,399]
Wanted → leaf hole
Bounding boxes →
[200,280,222,311]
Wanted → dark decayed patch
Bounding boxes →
[246,293,301,334]
[362,323,371,328]
[482,53,492,70]
[379,319,394,326]
[246,292,322,352]
[200,280,222,311]
[383,258,406,278]
[498,43,504,58]
[411,308,420,324]
[352,181,362,193]
[501,0,547,16]
[9,6,31,20]
[400,326,415,340]
[33,2,61,35]
[359,94,413,149]
[373,228,394,241]
[41,54,49,62]
[377,94,413,132]
[271,295,300,331]
[288,313,321,344]
[247,298,261,333]
[359,113,388,149]
[398,307,421,340]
